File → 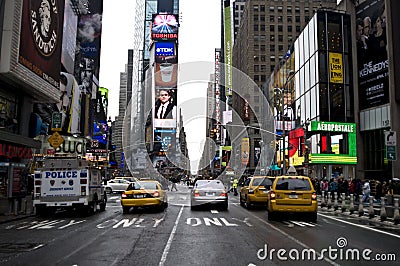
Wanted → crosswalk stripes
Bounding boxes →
[281,220,317,227]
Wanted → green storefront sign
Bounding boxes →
[309,121,357,164]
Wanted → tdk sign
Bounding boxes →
[155,42,175,56]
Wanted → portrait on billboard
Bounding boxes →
[155,63,178,87]
[356,0,389,109]
[154,89,177,128]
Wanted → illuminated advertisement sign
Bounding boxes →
[151,14,179,41]
[18,0,64,89]
[155,63,178,87]
[356,0,389,109]
[241,138,250,165]
[153,88,177,128]
[309,121,357,164]
[155,42,175,56]
[329,52,343,84]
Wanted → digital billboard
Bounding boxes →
[155,63,178,87]
[153,88,177,128]
[151,14,179,41]
[155,42,177,63]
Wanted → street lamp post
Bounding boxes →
[106,117,112,179]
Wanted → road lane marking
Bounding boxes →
[318,213,400,239]
[159,204,184,266]
[247,212,339,266]
[211,210,219,213]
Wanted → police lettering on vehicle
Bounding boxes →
[44,171,78,178]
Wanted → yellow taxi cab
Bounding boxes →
[267,167,317,222]
[239,176,275,209]
[121,180,168,213]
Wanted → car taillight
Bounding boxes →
[153,191,160,197]
[220,191,227,197]
[270,191,276,199]
[312,192,317,200]
[121,193,127,198]
[194,190,200,197]
[80,179,87,184]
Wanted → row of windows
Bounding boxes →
[253,24,301,33]
[253,15,309,23]
[253,5,307,14]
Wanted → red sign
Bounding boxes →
[0,143,32,159]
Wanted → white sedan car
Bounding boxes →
[104,178,131,193]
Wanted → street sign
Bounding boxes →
[48,132,65,149]
[384,131,396,146]
[386,146,397,161]
[51,112,62,131]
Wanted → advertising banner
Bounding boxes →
[18,0,65,89]
[329,52,343,84]
[356,0,389,109]
[61,0,78,74]
[155,63,178,87]
[151,14,179,41]
[153,88,177,128]
[241,138,250,165]
[224,3,233,96]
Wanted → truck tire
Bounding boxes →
[99,193,107,212]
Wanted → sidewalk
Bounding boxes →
[0,196,35,224]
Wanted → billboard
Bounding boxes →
[155,42,177,63]
[241,138,250,166]
[151,14,179,41]
[155,63,178,87]
[61,0,78,73]
[153,88,177,128]
[224,2,233,96]
[18,0,65,89]
[356,0,389,109]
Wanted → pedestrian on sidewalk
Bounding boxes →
[362,179,371,203]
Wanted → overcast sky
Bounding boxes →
[99,0,221,172]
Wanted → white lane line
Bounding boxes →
[159,205,184,266]
[211,210,219,214]
[318,213,400,239]
[247,212,339,266]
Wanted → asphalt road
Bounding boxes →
[0,185,399,266]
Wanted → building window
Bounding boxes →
[287,16,292,23]
[270,45,275,52]
[260,15,265,22]
[269,6,274,12]
[253,75,259,82]
[261,65,266,71]
[287,6,292,13]
[254,24,259,31]
[278,6,283,12]
[254,65,259,72]
[278,35,283,42]
[260,5,265,12]
[260,45,266,51]
[260,24,265,31]
[270,65,275,72]
[270,35,275,41]
[254,5,259,12]
[270,25,274,32]
[261,55,266,62]
[278,16,283,23]
[296,25,301,32]
[279,45,284,52]
[296,16,300,23]
[270,15,274,22]
[261,75,266,82]
[295,6,300,13]
[288,25,292,32]
[270,56,275,62]
[254,44,259,50]
[254,14,259,21]
[278,25,283,32]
